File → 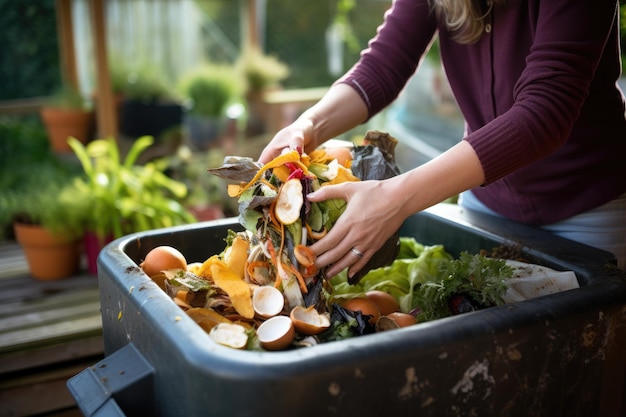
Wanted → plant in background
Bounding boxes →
[0,115,58,189]
[116,62,176,103]
[235,46,290,135]
[165,146,237,217]
[1,166,87,280]
[0,115,81,239]
[236,45,290,93]
[331,0,360,54]
[47,84,91,110]
[68,135,197,242]
[177,64,241,149]
[178,64,241,118]
[112,60,183,140]
[0,166,86,240]
[3,182,86,239]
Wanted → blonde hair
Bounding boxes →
[430,0,504,44]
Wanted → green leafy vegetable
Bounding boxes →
[413,252,512,321]
[329,238,513,323]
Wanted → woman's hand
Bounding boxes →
[258,118,315,165]
[308,140,486,279]
[308,179,408,279]
[258,84,369,165]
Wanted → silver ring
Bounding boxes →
[350,247,364,258]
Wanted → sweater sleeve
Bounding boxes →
[465,0,620,185]
[336,0,438,119]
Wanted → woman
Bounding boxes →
[258,0,626,277]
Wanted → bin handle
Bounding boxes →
[67,343,155,417]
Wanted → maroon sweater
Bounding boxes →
[339,0,626,225]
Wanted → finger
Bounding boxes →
[309,206,358,259]
[312,224,367,273]
[306,182,351,203]
[327,247,370,277]
[258,146,280,165]
[311,228,347,266]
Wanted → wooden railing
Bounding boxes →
[0,97,48,115]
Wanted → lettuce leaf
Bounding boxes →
[329,239,452,311]
[328,238,512,322]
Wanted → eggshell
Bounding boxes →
[140,245,187,278]
[375,315,400,332]
[290,305,331,335]
[341,297,381,326]
[252,285,285,318]
[209,323,249,349]
[256,315,295,351]
[365,290,400,316]
[386,312,417,327]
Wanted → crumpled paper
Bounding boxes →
[502,259,580,303]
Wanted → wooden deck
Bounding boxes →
[0,242,102,417]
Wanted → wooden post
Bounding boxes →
[242,0,259,49]
[89,0,118,139]
[55,0,78,89]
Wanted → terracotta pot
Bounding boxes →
[40,107,94,153]
[13,223,82,280]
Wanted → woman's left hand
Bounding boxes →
[308,179,408,279]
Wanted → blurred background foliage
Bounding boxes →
[0,0,624,101]
[0,0,61,100]
[0,0,390,101]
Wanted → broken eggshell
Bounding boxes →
[256,315,295,351]
[375,312,417,332]
[289,305,331,335]
[209,322,249,350]
[252,285,285,318]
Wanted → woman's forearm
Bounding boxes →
[389,140,486,219]
[297,83,369,151]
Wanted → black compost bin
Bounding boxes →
[68,204,626,417]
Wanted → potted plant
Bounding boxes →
[165,146,237,221]
[2,170,86,280]
[67,135,197,274]
[235,45,290,135]
[177,64,241,150]
[40,85,94,153]
[116,62,183,140]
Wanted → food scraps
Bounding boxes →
[137,132,575,351]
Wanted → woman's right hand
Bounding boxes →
[257,118,316,164]
[258,84,369,164]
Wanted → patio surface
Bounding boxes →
[0,241,100,417]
